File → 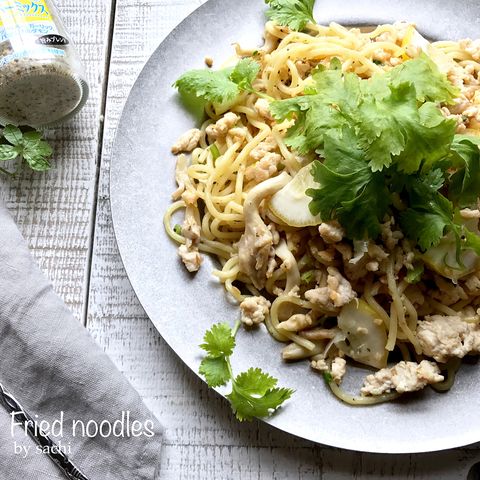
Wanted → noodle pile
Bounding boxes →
[165,20,480,404]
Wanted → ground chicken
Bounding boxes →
[432,276,467,306]
[334,242,352,262]
[228,127,247,143]
[331,357,347,384]
[300,327,340,341]
[240,296,271,327]
[460,208,480,219]
[311,358,328,372]
[238,172,290,289]
[254,98,273,120]
[417,315,480,363]
[465,274,480,294]
[262,24,281,53]
[178,203,202,272]
[178,245,202,272]
[381,218,403,250]
[171,128,201,154]
[361,361,444,396]
[181,213,200,243]
[318,221,344,244]
[205,112,239,139]
[250,136,277,161]
[278,313,312,332]
[305,267,356,310]
[365,261,379,272]
[464,39,480,61]
[295,60,312,77]
[245,152,282,183]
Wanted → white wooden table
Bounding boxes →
[1,1,480,478]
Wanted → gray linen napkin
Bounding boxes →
[0,200,163,480]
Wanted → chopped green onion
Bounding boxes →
[210,143,221,161]
[406,262,424,284]
[174,224,182,235]
[300,270,315,284]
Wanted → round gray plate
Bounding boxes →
[110,0,480,453]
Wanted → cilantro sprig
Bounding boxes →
[271,54,458,172]
[272,54,480,255]
[265,0,315,31]
[0,125,53,175]
[174,58,261,107]
[199,321,294,421]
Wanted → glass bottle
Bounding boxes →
[0,0,89,127]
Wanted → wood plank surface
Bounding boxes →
[0,0,114,322]
[86,1,480,479]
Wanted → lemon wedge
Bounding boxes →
[267,164,322,227]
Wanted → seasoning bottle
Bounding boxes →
[0,0,89,128]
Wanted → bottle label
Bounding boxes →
[0,0,59,42]
[0,1,70,65]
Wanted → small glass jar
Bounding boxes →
[0,0,89,127]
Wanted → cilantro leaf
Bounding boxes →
[271,65,360,155]
[307,132,390,239]
[228,387,294,421]
[199,356,230,387]
[234,367,278,394]
[449,136,480,207]
[174,59,260,105]
[198,321,294,421]
[396,102,456,174]
[174,69,238,105]
[400,172,452,250]
[229,58,261,91]
[355,81,417,171]
[200,322,235,358]
[272,55,457,173]
[401,208,450,251]
[228,368,293,421]
[387,53,459,104]
[265,0,315,31]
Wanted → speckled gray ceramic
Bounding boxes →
[110,0,480,453]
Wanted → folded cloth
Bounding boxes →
[0,201,163,480]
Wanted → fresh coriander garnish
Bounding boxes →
[0,125,53,175]
[265,0,315,32]
[199,321,294,421]
[174,58,261,107]
[271,55,480,257]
